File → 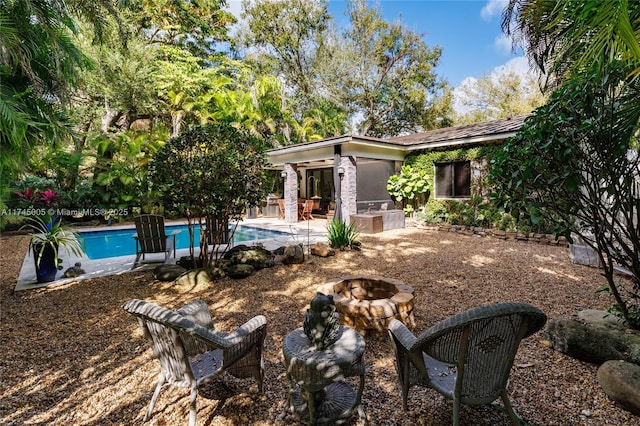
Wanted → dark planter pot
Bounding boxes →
[32,242,58,283]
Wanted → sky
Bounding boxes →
[325,0,525,87]
[225,0,531,86]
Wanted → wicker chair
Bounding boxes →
[388,302,547,425]
[122,299,267,426]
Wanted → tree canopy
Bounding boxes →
[502,0,640,85]
[455,68,547,123]
[239,0,453,138]
[490,62,640,325]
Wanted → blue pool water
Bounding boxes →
[78,224,289,260]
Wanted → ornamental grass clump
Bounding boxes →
[326,219,361,250]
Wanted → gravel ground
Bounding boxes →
[1,227,639,426]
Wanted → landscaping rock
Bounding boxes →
[174,269,213,287]
[63,262,85,278]
[282,244,305,264]
[597,360,640,415]
[176,256,203,269]
[224,244,275,270]
[578,309,626,326]
[545,317,640,365]
[207,266,226,280]
[311,242,335,257]
[227,263,255,278]
[154,264,187,281]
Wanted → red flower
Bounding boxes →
[14,188,60,208]
[38,189,59,207]
[15,188,36,203]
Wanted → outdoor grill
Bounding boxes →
[264,194,281,217]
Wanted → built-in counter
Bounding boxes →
[350,210,405,233]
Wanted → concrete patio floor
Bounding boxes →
[15,216,330,292]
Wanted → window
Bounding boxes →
[435,161,471,198]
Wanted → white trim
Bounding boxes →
[407,132,518,152]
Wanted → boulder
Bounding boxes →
[207,266,226,280]
[282,244,305,265]
[154,264,187,281]
[63,262,85,278]
[598,360,640,415]
[227,263,255,279]
[545,316,640,365]
[224,245,275,270]
[311,242,335,257]
[174,269,213,287]
[176,256,203,269]
[272,246,286,255]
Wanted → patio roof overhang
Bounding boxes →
[266,135,406,168]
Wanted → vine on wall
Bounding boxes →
[403,145,557,233]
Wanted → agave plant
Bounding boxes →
[326,219,361,250]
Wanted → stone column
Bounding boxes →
[340,156,357,224]
[283,163,298,223]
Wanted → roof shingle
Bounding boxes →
[388,115,529,147]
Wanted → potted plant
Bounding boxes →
[27,216,85,282]
[15,188,85,283]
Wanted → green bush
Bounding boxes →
[326,220,361,250]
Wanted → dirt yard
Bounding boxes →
[1,227,638,425]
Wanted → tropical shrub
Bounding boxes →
[91,130,164,211]
[386,165,430,211]
[489,62,640,328]
[150,122,268,268]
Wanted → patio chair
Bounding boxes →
[299,199,314,221]
[132,214,180,269]
[388,302,547,425]
[122,299,267,426]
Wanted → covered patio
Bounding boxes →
[266,135,405,224]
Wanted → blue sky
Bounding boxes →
[327,0,521,87]
[226,0,528,89]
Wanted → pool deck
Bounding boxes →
[15,217,330,292]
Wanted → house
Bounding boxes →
[266,115,528,223]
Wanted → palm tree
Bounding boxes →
[502,0,640,84]
[0,0,88,201]
[0,0,123,203]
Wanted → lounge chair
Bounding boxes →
[122,299,267,426]
[132,214,180,269]
[388,302,547,425]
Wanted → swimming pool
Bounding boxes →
[78,224,290,260]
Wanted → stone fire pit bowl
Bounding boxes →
[317,275,415,336]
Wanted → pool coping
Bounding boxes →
[15,217,329,292]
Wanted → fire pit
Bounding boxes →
[317,275,415,336]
